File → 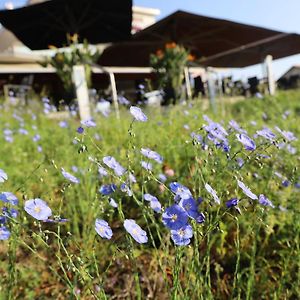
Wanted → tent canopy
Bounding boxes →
[99,10,300,68]
[0,0,132,50]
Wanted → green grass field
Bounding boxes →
[0,91,299,299]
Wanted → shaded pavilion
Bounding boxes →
[99,10,300,68]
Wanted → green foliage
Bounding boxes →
[40,40,100,97]
[0,91,300,299]
[150,43,192,104]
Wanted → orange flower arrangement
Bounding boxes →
[165,42,177,49]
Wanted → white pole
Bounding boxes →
[207,67,217,113]
[108,72,120,119]
[72,65,91,121]
[184,67,192,100]
[264,55,276,96]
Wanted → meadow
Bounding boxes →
[0,91,299,299]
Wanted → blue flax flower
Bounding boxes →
[237,180,258,200]
[0,226,10,240]
[99,184,117,195]
[124,219,148,244]
[141,161,152,171]
[61,168,80,184]
[258,194,275,208]
[170,182,192,201]
[95,219,113,239]
[120,183,133,196]
[141,148,163,164]
[236,134,256,151]
[144,194,162,213]
[130,106,148,122]
[24,199,52,221]
[109,198,118,208]
[179,197,199,220]
[2,207,18,218]
[77,126,84,134]
[162,204,188,230]
[0,169,8,183]
[205,183,220,204]
[171,225,193,246]
[81,119,96,127]
[103,156,125,176]
[256,128,276,141]
[226,198,239,208]
[0,192,18,205]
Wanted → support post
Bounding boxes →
[108,71,120,119]
[184,67,192,100]
[72,65,91,121]
[264,55,276,96]
[207,67,217,113]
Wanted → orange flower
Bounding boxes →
[165,42,177,49]
[187,54,196,61]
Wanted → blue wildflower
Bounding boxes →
[275,126,297,141]
[0,226,10,240]
[282,180,290,187]
[171,225,193,246]
[99,184,116,195]
[43,217,68,223]
[162,204,188,230]
[124,219,148,244]
[258,194,274,208]
[205,183,220,204]
[24,199,52,221]
[120,183,133,196]
[129,173,137,183]
[130,106,147,122]
[81,119,96,127]
[229,120,247,134]
[226,198,239,208]
[237,180,258,200]
[195,212,205,224]
[141,161,152,171]
[179,197,199,220]
[170,182,192,200]
[236,158,244,167]
[95,219,113,239]
[0,169,8,183]
[77,126,84,134]
[103,156,125,176]
[61,168,80,184]
[0,192,18,205]
[158,173,167,183]
[236,134,256,151]
[144,194,162,213]
[32,134,41,142]
[2,207,18,218]
[98,166,108,177]
[256,128,276,141]
[141,148,163,164]
[109,198,118,208]
[59,121,68,128]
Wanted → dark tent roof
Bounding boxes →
[99,10,300,68]
[0,0,132,50]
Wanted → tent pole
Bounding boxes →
[264,55,276,95]
[207,67,217,113]
[72,65,91,121]
[108,71,120,119]
[184,67,192,100]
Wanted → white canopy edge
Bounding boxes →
[0,64,155,74]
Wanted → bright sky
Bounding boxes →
[1,0,300,79]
